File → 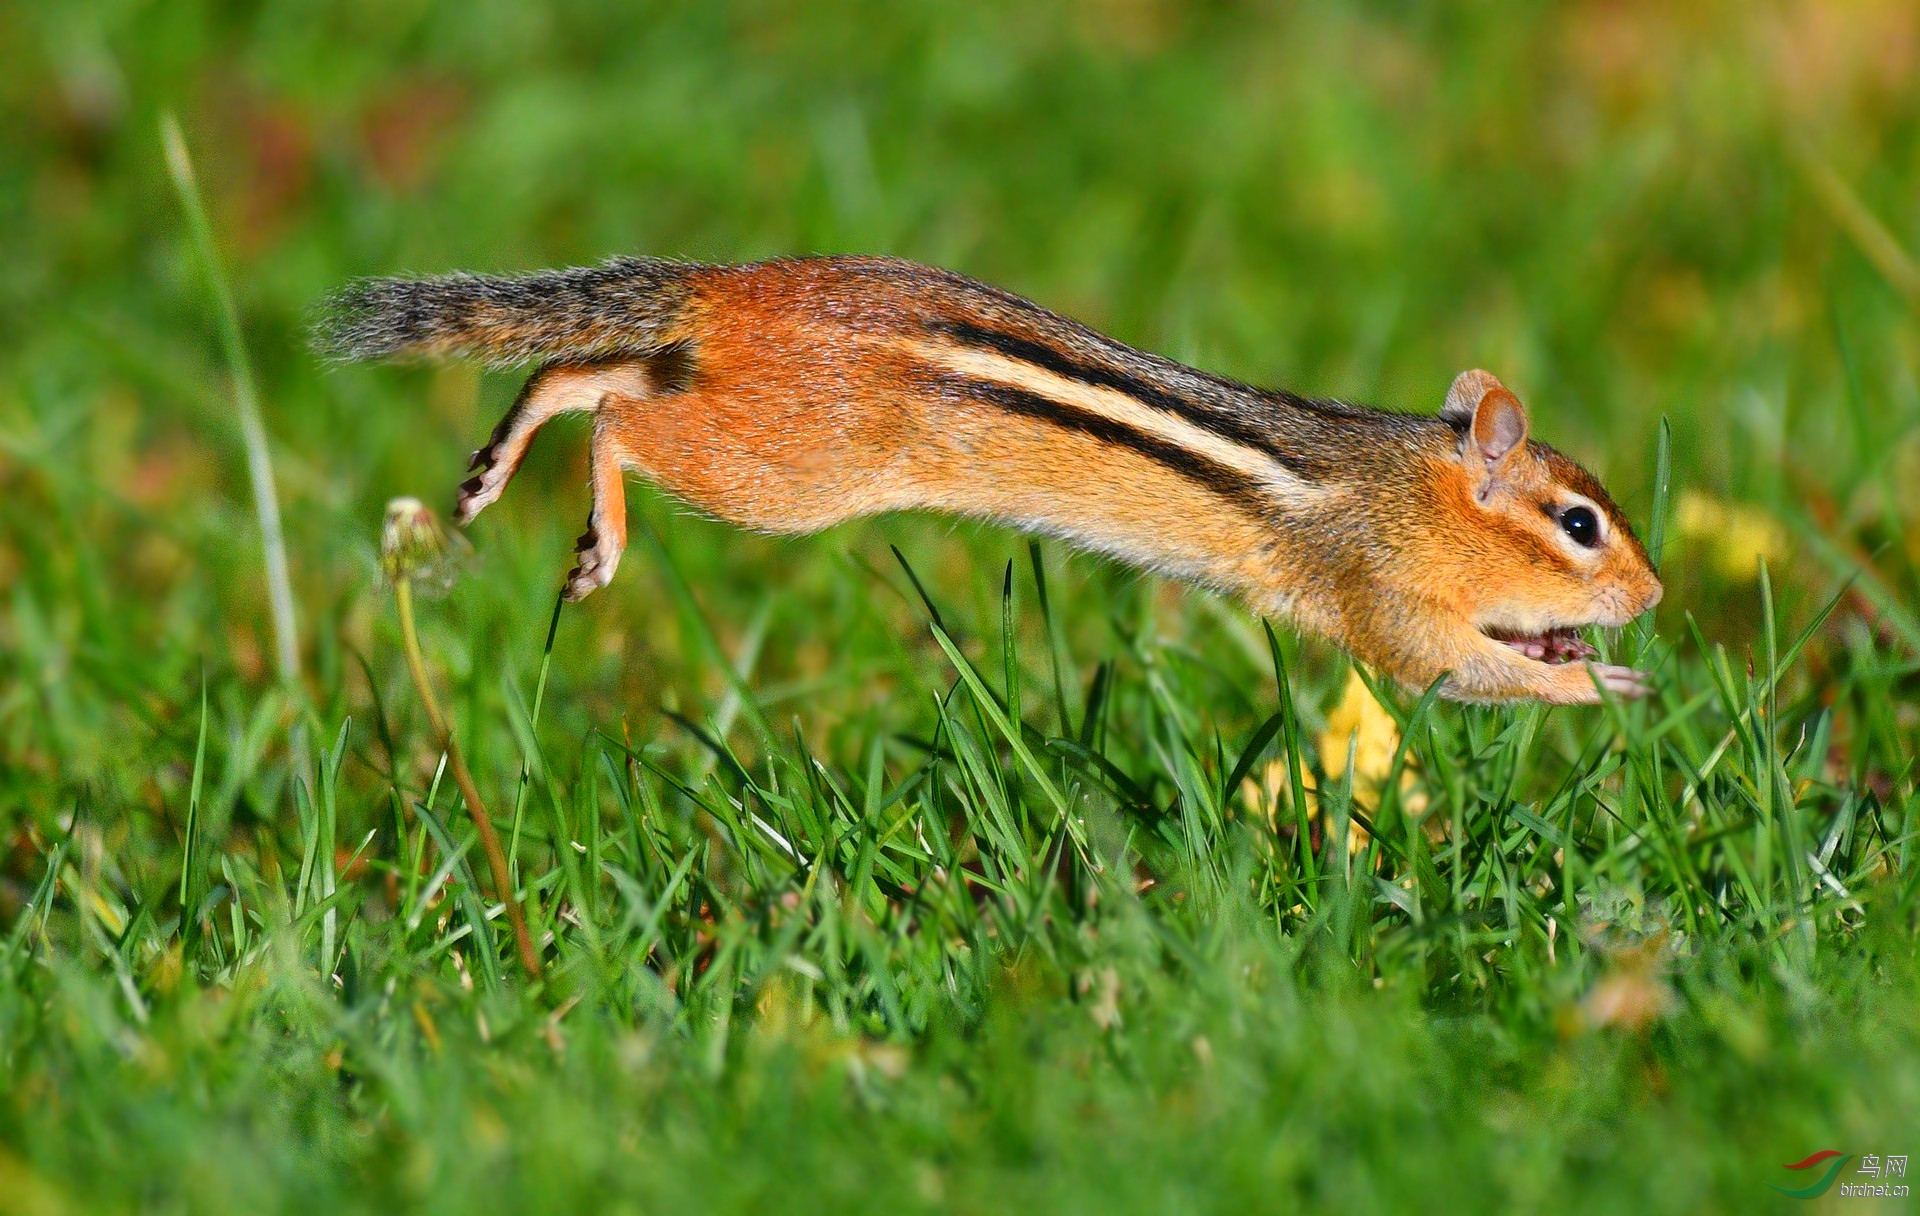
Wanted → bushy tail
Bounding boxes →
[311,256,699,368]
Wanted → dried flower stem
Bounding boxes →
[394,579,541,981]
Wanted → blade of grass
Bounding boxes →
[1029,541,1075,737]
[638,522,776,750]
[414,801,503,991]
[160,113,299,686]
[177,673,209,946]
[509,591,567,881]
[929,621,1089,866]
[1265,620,1318,888]
[1793,142,1920,304]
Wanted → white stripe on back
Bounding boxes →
[911,341,1322,507]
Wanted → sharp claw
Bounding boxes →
[468,448,490,472]
[562,519,622,601]
[452,479,486,526]
[564,562,614,601]
[455,458,518,526]
[1589,663,1652,700]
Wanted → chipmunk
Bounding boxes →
[315,255,1662,704]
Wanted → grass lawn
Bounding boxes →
[3,2,1918,1211]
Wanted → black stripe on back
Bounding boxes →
[930,319,1323,479]
[941,375,1276,521]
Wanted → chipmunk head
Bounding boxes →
[1432,369,1663,682]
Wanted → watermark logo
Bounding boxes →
[1769,1151,1909,1200]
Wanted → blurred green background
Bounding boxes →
[3,3,1919,1211]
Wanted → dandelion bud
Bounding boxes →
[380,497,467,593]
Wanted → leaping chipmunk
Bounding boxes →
[316,255,1661,704]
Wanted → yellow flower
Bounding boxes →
[1578,931,1674,1035]
[1674,490,1790,581]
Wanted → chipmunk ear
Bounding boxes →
[1471,387,1527,462]
[1443,369,1529,492]
[1441,369,1501,427]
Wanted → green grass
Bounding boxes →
[3,2,1920,1212]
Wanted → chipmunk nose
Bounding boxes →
[1639,574,1664,613]
[1596,573,1662,627]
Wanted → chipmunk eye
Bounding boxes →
[1558,505,1601,549]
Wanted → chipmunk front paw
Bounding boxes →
[1524,658,1651,704]
[1582,662,1652,701]
[563,524,622,601]
[1442,630,1655,704]
[453,442,513,527]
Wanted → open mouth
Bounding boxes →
[1484,626,1598,666]
[1476,622,1653,700]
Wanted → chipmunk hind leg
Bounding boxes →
[566,410,631,601]
[454,361,652,526]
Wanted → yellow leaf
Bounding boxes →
[1238,669,1429,856]
[1320,669,1400,792]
